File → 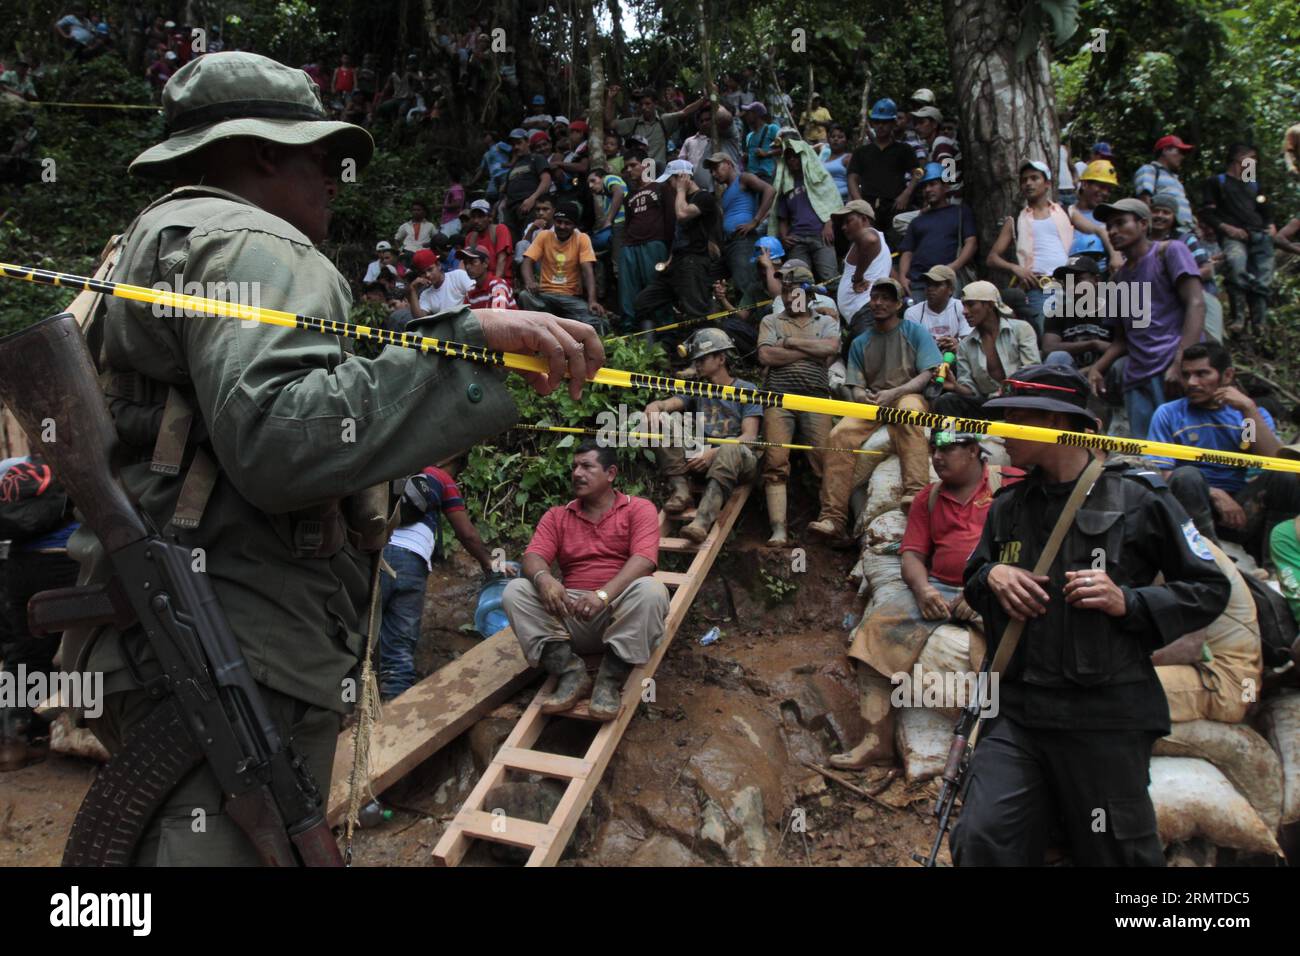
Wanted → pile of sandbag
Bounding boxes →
[844,438,1299,860]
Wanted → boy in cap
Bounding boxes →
[1135,134,1196,230]
[934,280,1040,418]
[518,200,606,328]
[76,51,605,865]
[903,264,971,353]
[741,101,781,182]
[896,163,977,298]
[362,239,407,284]
[954,363,1230,866]
[643,329,762,542]
[810,277,941,542]
[757,260,842,545]
[461,245,516,310]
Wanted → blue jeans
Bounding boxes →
[1024,288,1048,341]
[1123,373,1166,440]
[378,544,431,700]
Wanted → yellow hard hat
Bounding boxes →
[1080,159,1119,186]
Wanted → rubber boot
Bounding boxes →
[588,649,632,721]
[765,484,788,546]
[537,641,592,715]
[807,515,846,541]
[664,476,694,515]
[681,479,726,543]
[829,668,897,769]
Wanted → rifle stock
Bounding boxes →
[0,313,341,867]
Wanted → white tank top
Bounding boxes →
[837,231,892,320]
[1031,216,1068,276]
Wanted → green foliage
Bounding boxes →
[455,334,668,548]
[759,567,798,607]
[225,1,337,65]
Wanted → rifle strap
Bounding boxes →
[988,457,1105,675]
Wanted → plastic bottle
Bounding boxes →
[357,799,394,828]
[699,626,720,646]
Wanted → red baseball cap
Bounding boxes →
[569,119,589,133]
[411,249,438,271]
[528,130,550,147]
[1153,134,1195,153]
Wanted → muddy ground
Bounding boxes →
[0,489,945,867]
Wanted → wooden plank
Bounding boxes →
[455,810,556,848]
[653,570,691,587]
[495,746,592,779]
[326,628,535,825]
[657,537,699,553]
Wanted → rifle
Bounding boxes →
[913,654,990,868]
[0,312,342,867]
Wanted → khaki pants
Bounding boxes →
[502,576,670,666]
[761,406,831,485]
[655,442,758,493]
[820,393,931,527]
[1157,654,1257,724]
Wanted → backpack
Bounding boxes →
[0,459,70,541]
[927,464,1003,512]
[1240,572,1297,669]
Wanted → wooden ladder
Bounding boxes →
[433,483,751,866]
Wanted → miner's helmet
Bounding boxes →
[677,327,737,363]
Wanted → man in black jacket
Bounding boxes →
[1200,143,1276,333]
[954,363,1231,866]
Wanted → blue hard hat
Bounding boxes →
[920,161,946,184]
[751,236,786,263]
[869,98,898,121]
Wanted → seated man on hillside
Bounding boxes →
[934,281,1040,418]
[1151,537,1262,724]
[1150,342,1300,566]
[832,429,1022,768]
[810,278,939,543]
[517,201,607,328]
[503,442,670,720]
[643,329,761,543]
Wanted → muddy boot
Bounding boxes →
[664,476,694,515]
[537,641,592,715]
[765,484,788,546]
[588,649,632,721]
[681,479,725,543]
[807,515,845,541]
[830,669,897,769]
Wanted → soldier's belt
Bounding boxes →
[6,261,1300,476]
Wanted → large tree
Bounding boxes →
[942,0,1077,259]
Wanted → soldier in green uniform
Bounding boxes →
[71,51,604,865]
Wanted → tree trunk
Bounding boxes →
[943,0,1059,263]
[698,0,718,154]
[585,0,606,167]
[854,59,873,147]
[606,0,625,79]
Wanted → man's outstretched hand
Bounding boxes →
[476,309,607,400]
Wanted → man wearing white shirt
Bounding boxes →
[831,199,891,339]
[407,248,476,318]
[903,265,970,355]
[362,240,407,284]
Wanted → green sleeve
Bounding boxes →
[1269,519,1300,621]
[179,225,517,514]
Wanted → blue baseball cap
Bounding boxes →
[751,236,786,262]
[920,161,946,184]
[1091,141,1114,157]
[869,98,898,121]
[531,94,546,106]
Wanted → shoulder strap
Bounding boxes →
[988,457,1104,674]
[987,464,1003,494]
[928,481,941,512]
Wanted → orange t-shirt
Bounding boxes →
[523,229,596,296]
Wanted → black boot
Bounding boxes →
[588,649,632,721]
[537,641,592,715]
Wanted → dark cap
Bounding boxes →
[458,245,489,262]
[1094,197,1152,223]
[1052,255,1102,280]
[553,201,582,222]
[982,363,1100,426]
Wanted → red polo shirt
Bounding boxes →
[526,492,660,591]
[901,464,1024,586]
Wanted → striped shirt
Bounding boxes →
[465,275,516,310]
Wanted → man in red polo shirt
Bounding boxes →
[504,440,669,720]
[831,429,1023,769]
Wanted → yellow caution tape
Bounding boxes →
[5,262,1298,475]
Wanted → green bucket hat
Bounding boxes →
[130,51,375,179]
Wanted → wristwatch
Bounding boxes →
[595,589,610,607]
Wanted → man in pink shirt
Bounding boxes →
[504,441,669,720]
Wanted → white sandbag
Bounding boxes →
[1153,720,1283,833]
[48,711,111,762]
[916,624,976,685]
[895,705,952,784]
[866,509,908,553]
[1148,756,1281,857]
[979,436,1010,467]
[860,456,903,529]
[1257,690,1300,825]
